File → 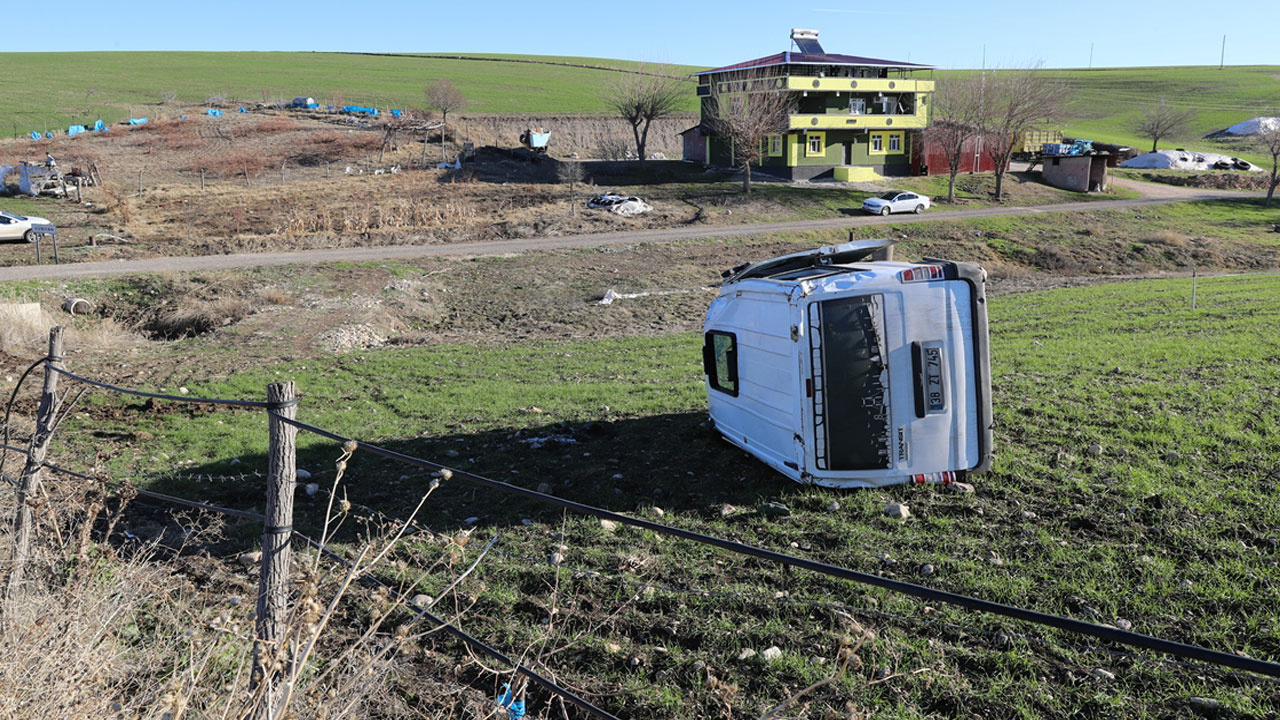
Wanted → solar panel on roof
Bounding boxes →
[794,37,824,53]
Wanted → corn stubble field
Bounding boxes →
[0,51,1278,720]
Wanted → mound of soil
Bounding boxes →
[1136,172,1271,191]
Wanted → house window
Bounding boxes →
[703,331,738,396]
[806,132,825,157]
[848,98,866,115]
[889,133,901,152]
[870,133,884,154]
[768,134,783,157]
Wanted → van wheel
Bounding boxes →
[23,230,35,243]
[880,206,891,216]
[914,204,924,214]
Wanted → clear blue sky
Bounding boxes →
[14,0,1278,70]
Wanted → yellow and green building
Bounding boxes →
[682,41,934,181]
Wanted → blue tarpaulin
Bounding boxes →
[93,119,106,131]
[237,106,247,113]
[179,114,188,120]
[29,131,41,140]
[207,108,223,117]
[341,105,379,116]
[128,117,148,125]
[45,131,54,138]
[390,109,403,117]
[68,125,87,137]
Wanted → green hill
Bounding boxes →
[0,52,703,132]
[939,65,1280,161]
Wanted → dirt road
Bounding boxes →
[0,186,1258,282]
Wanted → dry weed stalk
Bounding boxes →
[2,438,496,719]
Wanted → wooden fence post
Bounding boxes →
[252,381,297,716]
[6,326,64,603]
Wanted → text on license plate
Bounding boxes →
[924,347,945,412]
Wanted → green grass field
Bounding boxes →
[48,274,1280,718]
[0,52,703,131]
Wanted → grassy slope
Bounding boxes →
[0,52,702,130]
[53,274,1280,718]
[940,65,1280,165]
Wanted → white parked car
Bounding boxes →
[862,190,931,216]
[703,240,992,488]
[0,210,55,242]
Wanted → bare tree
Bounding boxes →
[1255,120,1280,207]
[556,160,586,216]
[977,66,1069,201]
[923,76,984,203]
[1134,100,1196,153]
[706,72,791,193]
[425,80,467,163]
[604,65,687,162]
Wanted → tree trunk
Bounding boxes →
[993,168,1005,202]
[948,171,958,203]
[743,162,752,194]
[630,121,644,163]
[1152,137,1159,153]
[638,120,651,163]
[440,112,447,164]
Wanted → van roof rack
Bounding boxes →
[722,239,895,284]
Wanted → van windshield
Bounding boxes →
[809,295,890,471]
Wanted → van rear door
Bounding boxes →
[803,262,991,486]
[889,264,992,478]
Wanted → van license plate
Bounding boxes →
[924,347,945,412]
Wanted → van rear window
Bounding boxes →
[808,295,890,471]
[703,331,738,396]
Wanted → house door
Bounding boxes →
[843,142,852,166]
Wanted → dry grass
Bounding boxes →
[0,300,139,358]
[0,439,494,719]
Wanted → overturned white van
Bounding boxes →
[702,240,992,488]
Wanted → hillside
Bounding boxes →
[0,52,703,129]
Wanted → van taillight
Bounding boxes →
[910,471,956,485]
[899,265,945,283]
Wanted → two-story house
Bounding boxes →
[682,30,934,181]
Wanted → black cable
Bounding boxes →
[0,357,47,477]
[48,364,294,409]
[271,411,1280,680]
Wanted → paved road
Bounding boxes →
[0,184,1259,282]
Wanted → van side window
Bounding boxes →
[703,331,739,396]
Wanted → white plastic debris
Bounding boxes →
[587,193,652,216]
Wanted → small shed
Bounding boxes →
[680,123,711,165]
[1042,154,1108,193]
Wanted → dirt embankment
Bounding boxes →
[1130,171,1272,191]
[458,115,695,160]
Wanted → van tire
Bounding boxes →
[880,206,891,216]
[914,205,925,214]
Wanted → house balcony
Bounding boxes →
[784,77,934,94]
[788,111,928,131]
[697,77,935,97]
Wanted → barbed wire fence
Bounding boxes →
[2,326,1278,720]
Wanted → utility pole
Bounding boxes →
[1219,35,1226,70]
[1089,43,1094,70]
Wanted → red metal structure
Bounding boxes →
[910,134,1001,176]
